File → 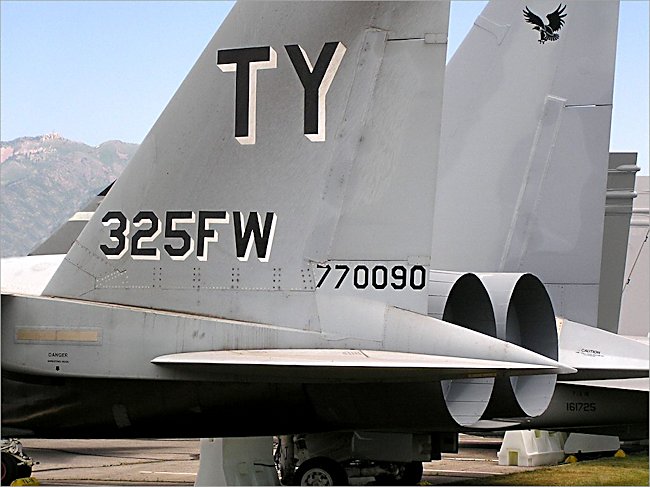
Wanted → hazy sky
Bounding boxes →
[1,1,648,174]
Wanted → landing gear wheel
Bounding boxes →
[294,458,347,486]
[16,463,32,481]
[2,452,18,486]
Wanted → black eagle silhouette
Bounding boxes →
[523,4,567,44]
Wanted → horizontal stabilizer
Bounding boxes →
[558,377,649,392]
[465,419,523,429]
[559,319,649,380]
[152,348,573,383]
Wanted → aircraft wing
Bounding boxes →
[152,349,574,383]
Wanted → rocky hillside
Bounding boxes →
[1,134,138,257]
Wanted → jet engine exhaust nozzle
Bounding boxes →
[429,272,497,426]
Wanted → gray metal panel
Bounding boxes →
[328,37,446,264]
[597,153,639,332]
[545,283,600,327]
[28,220,88,256]
[430,1,618,326]
[501,106,612,286]
[1,294,571,381]
[558,318,649,374]
[43,2,450,324]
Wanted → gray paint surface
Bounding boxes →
[430,0,619,326]
[44,2,449,325]
[3,1,644,443]
[597,153,639,333]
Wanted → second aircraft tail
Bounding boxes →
[431,0,620,326]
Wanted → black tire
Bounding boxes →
[1,452,18,486]
[294,457,347,486]
[16,463,32,480]
[398,461,423,485]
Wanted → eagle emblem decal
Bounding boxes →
[523,4,567,44]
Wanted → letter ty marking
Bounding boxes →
[286,42,346,142]
[217,46,277,145]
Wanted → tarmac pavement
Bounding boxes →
[18,435,539,485]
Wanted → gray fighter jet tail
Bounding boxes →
[426,0,647,424]
[431,0,620,326]
[2,2,579,443]
[42,2,450,323]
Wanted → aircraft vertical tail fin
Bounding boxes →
[431,1,620,325]
[43,2,450,329]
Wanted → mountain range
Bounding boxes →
[1,134,138,257]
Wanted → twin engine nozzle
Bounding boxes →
[428,271,559,427]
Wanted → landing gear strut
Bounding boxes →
[275,432,445,486]
[1,439,33,485]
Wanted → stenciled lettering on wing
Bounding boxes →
[100,210,276,262]
[217,42,346,144]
